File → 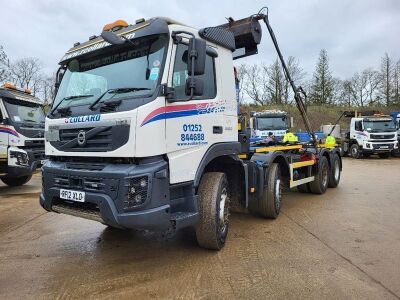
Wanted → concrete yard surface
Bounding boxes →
[0,158,399,299]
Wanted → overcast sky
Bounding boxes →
[1,0,399,80]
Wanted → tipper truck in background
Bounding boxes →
[40,9,342,250]
[0,83,45,186]
[340,111,398,159]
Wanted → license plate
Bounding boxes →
[60,189,85,202]
[380,146,389,149]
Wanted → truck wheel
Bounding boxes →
[195,172,230,250]
[350,144,361,159]
[328,154,341,188]
[378,152,390,159]
[1,175,32,186]
[309,156,329,194]
[252,163,282,219]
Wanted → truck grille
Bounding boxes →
[370,134,395,140]
[53,174,119,198]
[50,124,129,152]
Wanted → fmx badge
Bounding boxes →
[65,114,101,124]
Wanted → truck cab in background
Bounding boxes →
[249,110,290,141]
[343,113,398,159]
[390,112,400,156]
[0,83,45,186]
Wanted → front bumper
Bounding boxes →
[4,148,44,177]
[40,158,171,231]
[362,140,398,153]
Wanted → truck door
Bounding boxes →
[165,40,224,184]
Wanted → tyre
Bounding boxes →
[250,163,282,219]
[309,156,329,194]
[378,152,390,159]
[1,175,32,186]
[195,172,230,250]
[297,183,310,193]
[328,154,341,188]
[350,144,361,159]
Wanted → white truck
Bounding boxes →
[0,83,45,186]
[40,11,342,250]
[249,110,290,141]
[342,112,398,159]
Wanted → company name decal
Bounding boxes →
[141,100,228,127]
[0,126,19,137]
[65,114,101,124]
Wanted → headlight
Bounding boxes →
[10,150,29,166]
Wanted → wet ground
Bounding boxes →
[0,157,400,299]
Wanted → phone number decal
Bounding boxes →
[177,124,208,146]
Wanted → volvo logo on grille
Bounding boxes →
[77,130,86,146]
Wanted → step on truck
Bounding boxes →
[40,9,342,250]
[340,111,398,159]
[0,83,45,186]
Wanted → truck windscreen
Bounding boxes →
[53,34,168,110]
[364,120,396,132]
[3,98,45,124]
[257,116,288,130]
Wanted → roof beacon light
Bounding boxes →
[2,82,16,90]
[24,88,32,94]
[103,20,129,32]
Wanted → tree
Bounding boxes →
[241,64,268,105]
[350,71,368,107]
[264,59,284,104]
[9,57,42,90]
[0,45,10,83]
[341,79,354,107]
[364,68,380,105]
[393,60,400,105]
[283,56,306,103]
[378,53,394,106]
[309,49,334,104]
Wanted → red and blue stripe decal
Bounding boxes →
[141,102,224,126]
[0,126,19,137]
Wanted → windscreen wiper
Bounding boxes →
[89,87,151,110]
[50,94,94,116]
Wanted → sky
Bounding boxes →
[1,0,400,80]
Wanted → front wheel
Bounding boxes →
[195,172,230,250]
[350,144,361,159]
[1,175,32,186]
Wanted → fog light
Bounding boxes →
[129,186,136,194]
[140,178,147,188]
[135,194,142,203]
[366,143,370,148]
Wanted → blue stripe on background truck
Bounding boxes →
[0,83,45,186]
[40,10,343,250]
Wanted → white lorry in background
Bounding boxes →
[342,112,398,159]
[390,111,400,156]
[0,83,45,186]
[249,110,291,141]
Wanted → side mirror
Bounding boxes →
[101,31,125,45]
[187,38,206,76]
[185,78,204,96]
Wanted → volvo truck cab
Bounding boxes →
[249,110,290,141]
[0,83,45,186]
[343,113,398,159]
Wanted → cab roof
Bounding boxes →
[0,88,42,104]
